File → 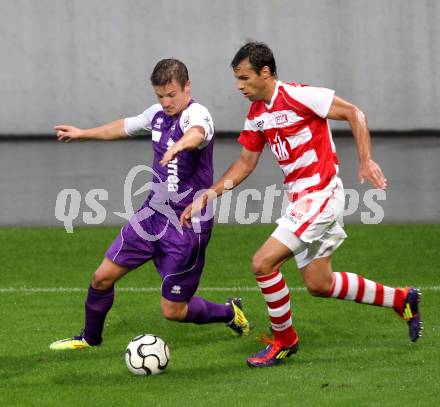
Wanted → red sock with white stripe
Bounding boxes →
[256,270,298,347]
[326,272,406,311]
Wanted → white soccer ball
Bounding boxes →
[125,334,170,376]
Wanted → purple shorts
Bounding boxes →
[105,213,211,302]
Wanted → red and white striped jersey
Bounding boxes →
[238,81,339,200]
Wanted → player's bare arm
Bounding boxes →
[54,119,127,142]
[211,147,261,195]
[159,125,205,166]
[180,147,261,227]
[327,96,387,189]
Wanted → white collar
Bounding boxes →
[265,80,281,109]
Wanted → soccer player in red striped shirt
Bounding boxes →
[181,42,422,367]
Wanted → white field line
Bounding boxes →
[0,287,265,293]
[0,286,439,293]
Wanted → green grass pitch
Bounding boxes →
[1,225,439,406]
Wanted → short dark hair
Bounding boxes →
[150,59,189,88]
[231,42,277,76]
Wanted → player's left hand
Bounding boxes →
[160,146,180,167]
[359,159,387,189]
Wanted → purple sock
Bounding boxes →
[83,285,114,345]
[184,296,234,325]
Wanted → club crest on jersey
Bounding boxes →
[256,119,264,130]
[154,117,164,129]
[183,115,190,129]
[275,113,288,125]
[269,132,289,161]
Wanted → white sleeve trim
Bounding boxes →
[244,118,260,131]
[283,84,335,118]
[124,104,162,137]
[179,103,214,149]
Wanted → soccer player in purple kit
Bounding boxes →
[50,59,250,350]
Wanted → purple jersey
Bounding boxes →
[125,100,214,232]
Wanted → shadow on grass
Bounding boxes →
[0,348,123,381]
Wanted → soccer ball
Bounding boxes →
[125,334,170,376]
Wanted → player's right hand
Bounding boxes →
[180,204,193,228]
[54,125,85,142]
[180,193,210,228]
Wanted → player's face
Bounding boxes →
[233,58,273,103]
[153,79,191,116]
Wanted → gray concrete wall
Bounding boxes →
[1,0,439,134]
[1,138,439,227]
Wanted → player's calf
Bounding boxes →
[323,271,423,343]
[304,279,333,297]
[300,257,333,296]
[160,298,187,321]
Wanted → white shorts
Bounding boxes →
[272,177,347,268]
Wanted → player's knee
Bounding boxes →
[252,253,272,277]
[92,271,115,290]
[251,256,265,276]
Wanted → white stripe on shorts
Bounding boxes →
[271,225,304,254]
[112,227,125,262]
